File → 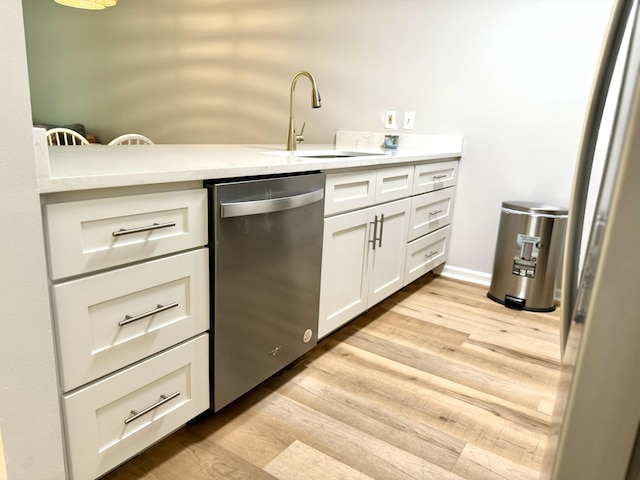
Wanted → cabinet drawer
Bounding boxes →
[374,165,414,204]
[44,189,207,279]
[413,161,457,194]
[52,249,209,392]
[62,334,209,480]
[408,187,455,241]
[325,170,376,215]
[404,226,451,286]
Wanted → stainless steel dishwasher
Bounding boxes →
[206,172,325,411]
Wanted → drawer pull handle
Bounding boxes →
[124,391,181,425]
[429,209,443,216]
[425,251,438,259]
[119,302,179,326]
[112,221,176,237]
[433,174,447,180]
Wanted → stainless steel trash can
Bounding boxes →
[487,201,568,312]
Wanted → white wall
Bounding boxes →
[22,0,613,279]
[0,1,66,479]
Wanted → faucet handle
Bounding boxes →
[296,122,306,144]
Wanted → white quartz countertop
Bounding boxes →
[37,133,464,193]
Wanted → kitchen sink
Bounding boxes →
[263,149,384,159]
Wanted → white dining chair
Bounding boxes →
[108,134,154,145]
[46,127,90,146]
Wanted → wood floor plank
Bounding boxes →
[173,391,296,469]
[264,440,376,480]
[265,360,467,471]
[101,273,562,480]
[306,337,550,469]
[220,386,467,480]
[103,425,279,480]
[333,325,549,411]
[452,443,540,480]
[386,299,560,362]
[391,276,561,340]
[354,309,559,394]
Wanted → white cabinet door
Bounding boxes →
[318,198,410,338]
[367,198,411,306]
[318,208,372,338]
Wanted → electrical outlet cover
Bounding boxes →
[385,110,397,129]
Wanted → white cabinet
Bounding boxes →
[404,167,456,286]
[42,186,210,479]
[319,198,410,338]
[63,334,209,480]
[319,160,458,338]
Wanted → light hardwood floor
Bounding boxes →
[103,273,561,480]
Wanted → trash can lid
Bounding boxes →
[501,200,568,216]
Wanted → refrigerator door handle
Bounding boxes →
[560,0,634,353]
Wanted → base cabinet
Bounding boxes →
[319,160,458,339]
[318,198,410,338]
[42,185,210,479]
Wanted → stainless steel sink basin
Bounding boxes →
[263,149,384,159]
[297,150,382,159]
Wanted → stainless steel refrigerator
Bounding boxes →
[542,0,640,478]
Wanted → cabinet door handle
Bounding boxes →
[118,302,179,327]
[377,214,384,248]
[369,215,379,250]
[112,221,176,237]
[124,391,181,425]
[429,209,443,216]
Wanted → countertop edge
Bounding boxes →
[37,143,463,194]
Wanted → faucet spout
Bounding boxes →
[287,71,321,151]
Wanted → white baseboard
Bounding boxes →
[439,265,492,287]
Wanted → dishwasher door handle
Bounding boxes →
[220,189,324,218]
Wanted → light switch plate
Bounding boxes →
[404,112,415,130]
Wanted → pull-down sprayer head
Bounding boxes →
[310,82,322,109]
[287,70,321,150]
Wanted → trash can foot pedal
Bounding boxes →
[504,295,526,310]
